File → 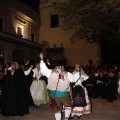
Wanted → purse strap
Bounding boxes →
[53,74,61,98]
[74,72,81,85]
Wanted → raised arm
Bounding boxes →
[24,65,33,76]
[39,53,52,78]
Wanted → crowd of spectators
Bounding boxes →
[67,64,120,102]
[0,62,120,103]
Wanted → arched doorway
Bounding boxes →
[13,50,24,64]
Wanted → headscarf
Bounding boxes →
[74,65,89,80]
[11,62,18,75]
[11,62,18,70]
[32,63,42,79]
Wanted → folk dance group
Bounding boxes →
[0,53,91,120]
[39,53,91,120]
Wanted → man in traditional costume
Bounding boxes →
[39,53,73,120]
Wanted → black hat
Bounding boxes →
[56,60,65,66]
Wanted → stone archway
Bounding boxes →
[13,49,24,64]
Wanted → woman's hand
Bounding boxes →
[30,65,33,68]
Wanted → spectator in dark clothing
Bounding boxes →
[0,62,33,116]
[106,70,118,102]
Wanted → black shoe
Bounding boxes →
[77,116,81,119]
[114,97,117,100]
[35,104,41,108]
[101,96,106,99]
[70,116,74,119]
[93,96,97,99]
[107,99,113,102]
[65,117,71,120]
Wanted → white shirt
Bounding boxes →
[40,60,73,82]
[72,71,89,86]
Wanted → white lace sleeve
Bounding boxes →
[24,68,32,76]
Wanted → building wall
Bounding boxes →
[0,0,41,65]
[0,0,40,42]
[39,0,101,66]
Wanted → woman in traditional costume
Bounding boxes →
[30,63,49,107]
[70,65,91,119]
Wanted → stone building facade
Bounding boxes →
[0,0,42,65]
[39,0,101,66]
[0,0,101,67]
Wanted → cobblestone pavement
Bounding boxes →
[0,98,120,120]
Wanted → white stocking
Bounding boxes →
[55,111,62,120]
[65,107,72,119]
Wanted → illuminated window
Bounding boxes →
[50,14,59,28]
[0,18,3,31]
[17,27,23,37]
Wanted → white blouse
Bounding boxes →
[40,60,73,82]
[72,71,89,86]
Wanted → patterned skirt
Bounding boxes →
[71,85,91,116]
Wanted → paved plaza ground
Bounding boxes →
[0,98,120,120]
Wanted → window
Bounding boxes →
[50,14,59,28]
[31,33,34,42]
[0,18,3,31]
[17,27,23,37]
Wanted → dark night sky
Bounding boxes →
[19,0,39,8]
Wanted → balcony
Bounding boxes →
[0,31,42,50]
